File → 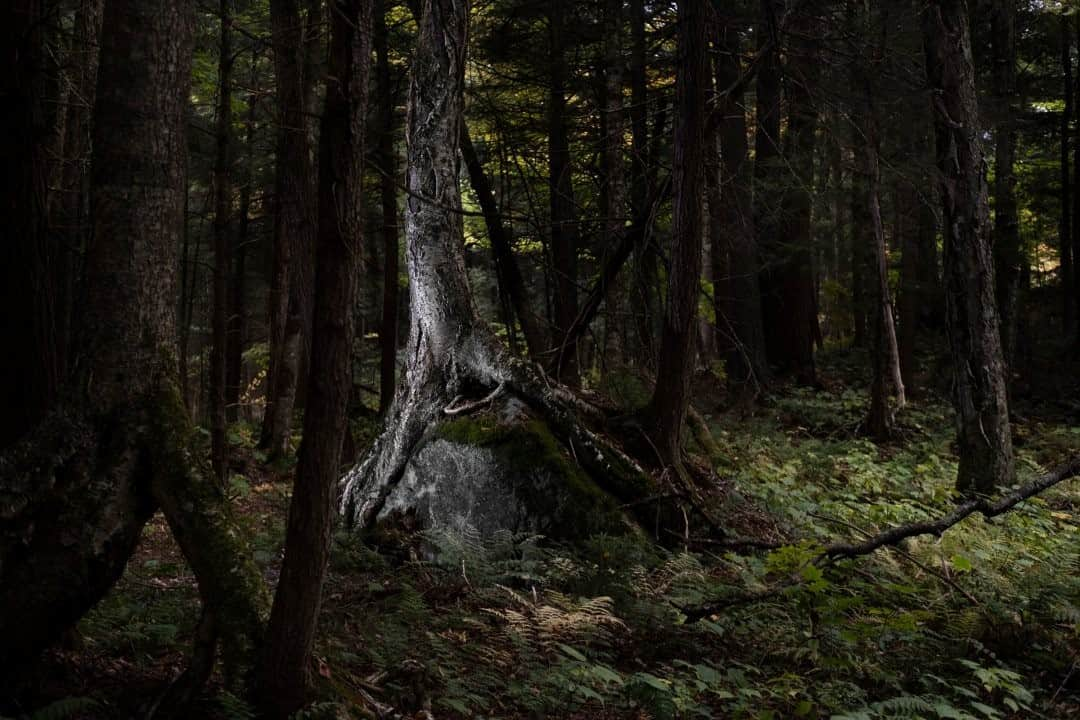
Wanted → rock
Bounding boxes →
[377,396,631,542]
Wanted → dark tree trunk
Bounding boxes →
[375,0,400,415]
[263,0,318,458]
[260,1,371,714]
[649,0,707,466]
[922,0,1015,495]
[461,129,547,360]
[629,0,655,365]
[227,54,259,424]
[0,0,265,694]
[861,79,906,439]
[715,13,768,390]
[991,0,1021,371]
[1061,18,1074,336]
[210,0,234,484]
[769,3,819,384]
[600,0,627,365]
[548,0,581,385]
[0,1,53,448]
[753,0,787,372]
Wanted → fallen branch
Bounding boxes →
[681,457,1080,621]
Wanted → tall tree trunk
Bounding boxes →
[260,1,371,713]
[629,0,654,365]
[861,79,906,439]
[715,12,769,390]
[227,53,259,424]
[0,1,52,448]
[922,0,1015,495]
[600,0,627,366]
[210,0,234,484]
[341,0,651,533]
[548,0,581,385]
[375,0,400,414]
[754,0,785,374]
[770,2,819,384]
[1061,18,1074,336]
[991,0,1021,371]
[262,0,318,458]
[649,0,707,466]
[461,129,547,360]
[0,0,265,693]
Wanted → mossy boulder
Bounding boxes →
[376,397,632,541]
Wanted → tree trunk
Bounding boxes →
[260,1,371,714]
[210,0,234,484]
[1061,17,1074,336]
[649,0,707,466]
[754,0,786,374]
[227,53,259,425]
[0,0,53,448]
[262,0,318,458]
[375,0,400,415]
[991,0,1021,371]
[461,129,548,361]
[715,12,769,390]
[600,0,628,366]
[862,79,906,439]
[341,0,653,534]
[629,0,654,365]
[1,0,265,694]
[769,2,819,384]
[548,0,581,385]
[922,0,1015,495]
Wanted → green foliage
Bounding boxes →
[0,698,101,720]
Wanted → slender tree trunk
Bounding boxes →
[629,0,654,365]
[1061,18,1074,336]
[754,0,785,373]
[991,0,1021,371]
[227,53,258,424]
[922,0,1015,495]
[210,0,234,484]
[263,0,318,458]
[1074,18,1080,354]
[715,13,768,389]
[375,0,400,414]
[260,1,370,713]
[862,82,906,438]
[600,0,627,366]
[649,0,707,466]
[548,0,580,385]
[461,129,547,360]
[1,0,265,693]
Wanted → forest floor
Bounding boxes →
[19,346,1080,720]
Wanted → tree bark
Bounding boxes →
[1,0,266,692]
[211,0,234,484]
[0,0,53,448]
[649,0,707,466]
[922,0,1015,494]
[1061,17,1074,336]
[629,0,655,365]
[714,12,769,389]
[262,0,318,458]
[260,1,371,713]
[375,0,400,415]
[548,0,581,385]
[991,0,1021,371]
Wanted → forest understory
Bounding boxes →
[19,343,1080,720]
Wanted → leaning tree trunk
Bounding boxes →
[922,0,1015,495]
[260,1,371,714]
[341,0,652,534]
[649,0,707,467]
[0,0,265,695]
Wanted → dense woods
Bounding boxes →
[2,0,1080,718]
